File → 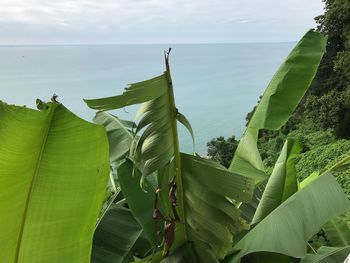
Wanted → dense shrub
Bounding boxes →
[207,135,238,168]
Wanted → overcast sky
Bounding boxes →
[0,0,325,45]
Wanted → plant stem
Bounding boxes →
[307,242,317,254]
[164,50,187,247]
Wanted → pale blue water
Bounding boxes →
[0,43,294,154]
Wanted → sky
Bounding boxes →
[0,0,325,45]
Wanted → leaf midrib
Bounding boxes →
[14,103,57,263]
[164,56,188,245]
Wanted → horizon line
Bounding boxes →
[0,40,297,47]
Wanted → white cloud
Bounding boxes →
[0,0,325,44]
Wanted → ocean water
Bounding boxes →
[0,43,294,154]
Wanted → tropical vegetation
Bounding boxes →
[210,0,350,187]
[0,2,350,262]
[85,29,350,262]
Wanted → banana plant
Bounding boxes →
[222,30,350,262]
[226,172,350,262]
[233,29,328,224]
[86,30,350,263]
[85,50,255,262]
[229,29,327,185]
[0,28,348,263]
[0,99,110,263]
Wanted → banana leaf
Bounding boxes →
[236,252,294,263]
[228,173,350,262]
[91,204,143,263]
[84,56,196,253]
[229,30,327,184]
[116,160,158,244]
[239,186,264,224]
[323,216,350,246]
[93,110,159,244]
[85,74,168,111]
[180,153,254,262]
[299,171,320,189]
[252,139,302,224]
[93,111,135,162]
[137,154,255,262]
[300,246,350,263]
[0,100,110,262]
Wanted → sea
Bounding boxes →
[0,43,295,154]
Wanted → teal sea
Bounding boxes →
[0,43,294,154]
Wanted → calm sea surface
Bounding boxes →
[0,43,294,154]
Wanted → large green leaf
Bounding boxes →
[180,153,254,262]
[228,173,350,262]
[94,112,161,244]
[248,30,326,130]
[84,74,168,111]
[160,244,198,263]
[84,71,180,184]
[238,186,264,224]
[134,252,163,263]
[229,30,327,184]
[135,154,255,262]
[252,139,301,224]
[84,55,192,252]
[116,160,158,244]
[299,171,320,189]
[300,246,350,263]
[93,111,135,162]
[133,92,175,178]
[0,100,110,262]
[91,204,143,263]
[229,127,267,184]
[176,112,195,148]
[322,216,350,246]
[236,252,294,263]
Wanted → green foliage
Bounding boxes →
[83,29,350,263]
[180,153,254,261]
[206,136,238,168]
[206,3,350,259]
[228,173,350,262]
[258,128,337,171]
[92,204,143,263]
[302,89,350,137]
[0,100,110,262]
[256,128,350,197]
[93,112,136,163]
[218,0,350,167]
[299,0,350,138]
[85,53,255,262]
[252,139,301,224]
[0,16,347,263]
[301,246,350,263]
[238,0,350,200]
[258,132,286,172]
[323,216,350,247]
[116,160,158,244]
[295,139,350,197]
[229,30,326,186]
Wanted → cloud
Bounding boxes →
[0,0,325,44]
